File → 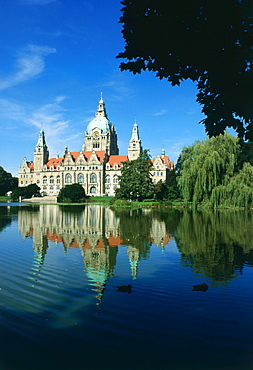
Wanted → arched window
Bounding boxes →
[65,173,72,184]
[90,186,96,194]
[43,176,47,184]
[50,176,54,184]
[78,173,84,183]
[105,175,110,184]
[90,173,97,183]
[56,175,60,184]
[93,140,99,148]
[113,175,118,184]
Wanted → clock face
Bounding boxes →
[94,131,99,137]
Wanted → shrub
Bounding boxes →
[57,183,86,203]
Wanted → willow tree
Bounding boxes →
[211,162,253,208]
[177,133,241,205]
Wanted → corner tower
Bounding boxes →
[128,121,142,160]
[34,130,49,172]
[82,94,119,155]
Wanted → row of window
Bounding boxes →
[40,173,119,184]
[42,164,121,171]
[45,165,101,171]
[153,172,164,176]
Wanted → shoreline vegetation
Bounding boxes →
[0,195,251,210]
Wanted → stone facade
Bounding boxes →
[18,95,174,196]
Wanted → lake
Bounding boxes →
[0,204,252,370]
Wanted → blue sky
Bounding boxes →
[0,0,207,176]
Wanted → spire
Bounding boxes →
[36,130,47,148]
[96,93,107,118]
[128,120,142,160]
[130,120,140,142]
[34,130,49,171]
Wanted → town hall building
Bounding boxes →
[18,95,173,196]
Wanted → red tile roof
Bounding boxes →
[108,155,128,168]
[151,156,174,170]
[46,157,63,169]
[63,151,107,163]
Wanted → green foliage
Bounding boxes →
[112,199,131,207]
[238,141,253,167]
[0,166,18,196]
[154,170,181,201]
[175,210,253,284]
[118,0,253,140]
[115,149,154,201]
[177,133,241,206]
[57,183,86,203]
[11,184,40,201]
[211,162,253,208]
[153,180,167,200]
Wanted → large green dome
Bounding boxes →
[86,115,111,134]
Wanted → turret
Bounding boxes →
[34,130,49,172]
[128,120,142,160]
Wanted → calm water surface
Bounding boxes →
[0,204,252,370]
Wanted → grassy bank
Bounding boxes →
[0,196,11,203]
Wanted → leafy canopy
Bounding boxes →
[117,0,253,140]
[177,133,241,205]
[11,184,40,201]
[115,149,154,201]
[57,183,86,203]
[0,166,18,196]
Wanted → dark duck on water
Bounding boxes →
[192,283,208,292]
[116,285,133,293]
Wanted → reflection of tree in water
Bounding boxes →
[174,210,253,285]
[0,206,18,232]
[116,209,153,259]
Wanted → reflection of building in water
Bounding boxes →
[18,205,171,297]
[150,218,173,248]
[127,246,140,279]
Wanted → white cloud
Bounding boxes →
[153,109,167,116]
[0,44,56,90]
[98,70,134,101]
[0,96,83,157]
[0,98,26,122]
[27,97,79,155]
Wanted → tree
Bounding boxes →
[57,183,86,203]
[117,0,253,140]
[177,133,241,206]
[211,162,253,208]
[153,178,179,201]
[115,149,154,201]
[0,166,18,196]
[11,184,40,201]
